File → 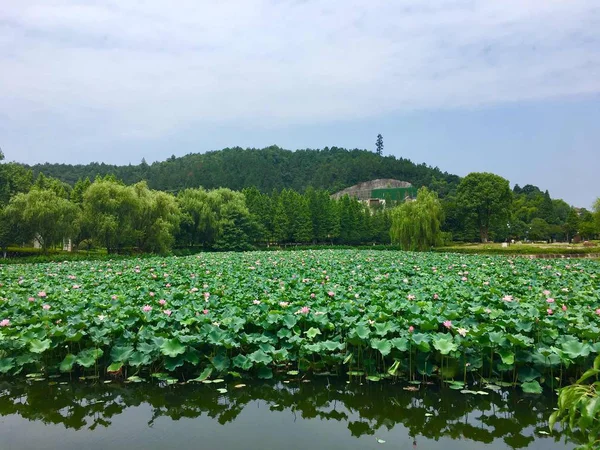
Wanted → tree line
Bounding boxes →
[1,148,599,254]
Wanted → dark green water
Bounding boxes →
[0,379,580,449]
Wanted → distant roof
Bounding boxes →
[331,179,413,200]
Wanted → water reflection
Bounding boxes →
[0,379,580,449]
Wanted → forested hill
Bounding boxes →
[25,146,460,196]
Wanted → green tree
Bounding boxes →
[456,172,512,242]
[81,178,140,253]
[176,187,253,249]
[0,162,33,207]
[375,134,384,156]
[5,189,79,253]
[33,173,72,199]
[131,182,181,253]
[390,187,444,251]
[71,177,92,205]
[563,208,580,242]
[528,218,550,241]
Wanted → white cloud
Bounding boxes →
[1,0,599,142]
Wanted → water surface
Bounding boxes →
[0,379,579,449]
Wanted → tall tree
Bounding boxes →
[375,134,384,156]
[5,189,79,252]
[81,178,140,253]
[390,187,444,250]
[563,208,580,243]
[456,172,512,243]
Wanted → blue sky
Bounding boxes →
[1,1,599,207]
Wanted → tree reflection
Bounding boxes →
[0,379,583,448]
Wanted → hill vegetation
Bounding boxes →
[0,146,598,255]
[24,146,460,196]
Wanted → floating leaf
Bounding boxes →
[521,380,543,394]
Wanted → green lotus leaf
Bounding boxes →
[0,357,15,374]
[211,354,231,372]
[29,339,51,354]
[561,341,591,359]
[248,349,272,365]
[160,338,186,357]
[76,348,104,368]
[521,380,543,394]
[110,345,134,363]
[59,354,77,372]
[305,327,321,339]
[371,339,392,357]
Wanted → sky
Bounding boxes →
[1,0,599,208]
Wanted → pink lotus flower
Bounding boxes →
[159,299,167,306]
[253,299,261,305]
[149,292,155,297]
[543,290,551,296]
[142,305,152,312]
[38,291,47,298]
[72,284,80,289]
[433,293,439,300]
[28,297,35,302]
[279,302,289,308]
[0,319,10,327]
[165,283,171,288]
[111,295,118,300]
[546,298,555,303]
[547,308,553,315]
[461,277,468,281]
[328,291,335,297]
[163,310,172,316]
[485,308,492,314]
[203,309,209,315]
[595,309,600,316]
[407,294,415,300]
[203,292,210,300]
[443,320,452,329]
[562,304,567,312]
[190,287,199,293]
[408,326,414,333]
[310,293,316,298]
[502,295,513,302]
[296,306,310,315]
[42,304,51,310]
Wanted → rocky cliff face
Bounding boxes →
[331,179,412,200]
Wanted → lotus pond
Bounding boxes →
[0,250,599,394]
[0,378,583,449]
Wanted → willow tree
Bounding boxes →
[390,187,444,251]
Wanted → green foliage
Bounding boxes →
[24,146,460,198]
[456,172,512,243]
[0,249,598,388]
[390,187,444,250]
[5,189,79,252]
[550,355,600,449]
[375,134,384,156]
[81,178,140,253]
